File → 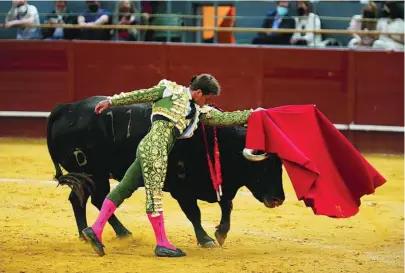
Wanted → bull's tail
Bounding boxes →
[56,173,95,206]
[46,104,64,180]
[46,104,95,206]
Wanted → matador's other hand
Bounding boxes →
[94,99,111,114]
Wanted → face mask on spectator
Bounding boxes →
[380,6,390,18]
[363,10,376,18]
[277,6,288,16]
[88,3,99,12]
[297,7,306,16]
[55,6,66,14]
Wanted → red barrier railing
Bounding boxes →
[0,40,403,153]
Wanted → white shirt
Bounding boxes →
[8,4,41,39]
[376,18,389,32]
[292,13,322,47]
[177,88,200,139]
[347,14,377,47]
[53,14,64,38]
[377,18,404,49]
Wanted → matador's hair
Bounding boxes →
[189,74,221,96]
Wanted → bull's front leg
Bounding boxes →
[69,190,90,240]
[215,199,233,246]
[176,197,217,248]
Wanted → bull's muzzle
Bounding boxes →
[242,148,269,162]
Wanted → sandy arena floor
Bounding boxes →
[0,138,403,273]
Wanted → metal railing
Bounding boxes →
[0,23,403,36]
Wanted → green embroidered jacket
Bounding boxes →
[108,79,252,138]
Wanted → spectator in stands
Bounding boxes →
[113,0,138,41]
[376,1,389,32]
[347,2,379,48]
[5,0,41,40]
[372,1,404,50]
[251,1,295,45]
[42,1,79,40]
[141,1,165,41]
[78,0,111,40]
[290,1,322,47]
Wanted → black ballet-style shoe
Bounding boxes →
[82,227,105,257]
[154,246,186,257]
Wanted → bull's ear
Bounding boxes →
[178,161,185,168]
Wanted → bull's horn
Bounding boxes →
[242,148,269,161]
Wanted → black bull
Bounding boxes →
[46,96,285,247]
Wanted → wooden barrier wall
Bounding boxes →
[0,40,403,153]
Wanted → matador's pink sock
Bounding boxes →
[92,198,117,243]
[147,212,176,250]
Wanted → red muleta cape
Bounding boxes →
[245,105,386,218]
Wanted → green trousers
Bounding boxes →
[107,120,177,215]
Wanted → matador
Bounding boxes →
[82,74,261,257]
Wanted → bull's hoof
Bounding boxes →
[200,240,217,248]
[197,235,217,248]
[154,246,186,258]
[215,230,227,246]
[116,230,133,239]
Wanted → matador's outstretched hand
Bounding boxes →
[253,107,266,112]
[94,99,111,114]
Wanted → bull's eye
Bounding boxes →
[177,161,186,180]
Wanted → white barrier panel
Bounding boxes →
[0,111,50,118]
[347,124,404,132]
[0,111,404,133]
